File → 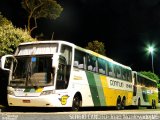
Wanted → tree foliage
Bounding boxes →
[140,71,159,82]
[0,13,36,56]
[85,40,106,55]
[21,0,63,35]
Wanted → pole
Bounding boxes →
[151,52,154,73]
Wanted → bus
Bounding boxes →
[1,40,133,111]
[132,71,158,109]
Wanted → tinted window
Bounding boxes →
[87,54,98,72]
[108,62,114,77]
[74,50,86,69]
[115,66,121,79]
[98,58,106,74]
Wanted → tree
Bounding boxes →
[85,40,106,55]
[0,13,36,56]
[140,71,159,82]
[21,0,63,35]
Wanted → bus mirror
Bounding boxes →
[0,55,17,71]
[52,53,59,68]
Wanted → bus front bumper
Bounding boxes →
[8,94,72,107]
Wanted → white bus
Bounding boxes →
[132,71,158,109]
[1,40,133,110]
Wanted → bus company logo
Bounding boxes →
[59,95,69,105]
[110,79,124,88]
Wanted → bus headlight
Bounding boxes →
[8,90,15,96]
[40,90,54,95]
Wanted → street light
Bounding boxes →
[147,46,155,73]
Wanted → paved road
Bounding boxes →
[0,108,160,120]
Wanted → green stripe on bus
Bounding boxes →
[94,74,106,106]
[86,71,101,106]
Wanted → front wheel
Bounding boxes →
[72,95,81,111]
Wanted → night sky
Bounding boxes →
[1,0,160,75]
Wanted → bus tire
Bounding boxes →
[148,100,155,109]
[72,94,82,111]
[116,97,121,110]
[121,97,126,110]
[152,100,156,109]
[137,98,141,109]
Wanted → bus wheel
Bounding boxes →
[137,98,141,109]
[121,98,126,110]
[152,100,156,109]
[116,97,121,110]
[72,95,81,111]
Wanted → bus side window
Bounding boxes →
[74,50,86,69]
[138,76,143,86]
[98,58,106,75]
[122,69,127,80]
[137,76,140,85]
[134,73,137,85]
[108,62,113,77]
[127,70,132,82]
[115,66,121,79]
[61,45,72,65]
[106,61,109,76]
[87,54,98,72]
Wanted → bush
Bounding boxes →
[0,13,36,56]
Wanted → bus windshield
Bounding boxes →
[9,55,53,87]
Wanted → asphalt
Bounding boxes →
[0,103,160,112]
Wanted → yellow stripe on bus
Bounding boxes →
[100,75,109,105]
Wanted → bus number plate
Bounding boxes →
[23,100,30,103]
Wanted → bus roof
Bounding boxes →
[19,40,131,70]
[136,72,157,83]
[73,43,131,70]
[19,40,75,46]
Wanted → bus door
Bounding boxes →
[56,56,68,89]
[55,45,72,89]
